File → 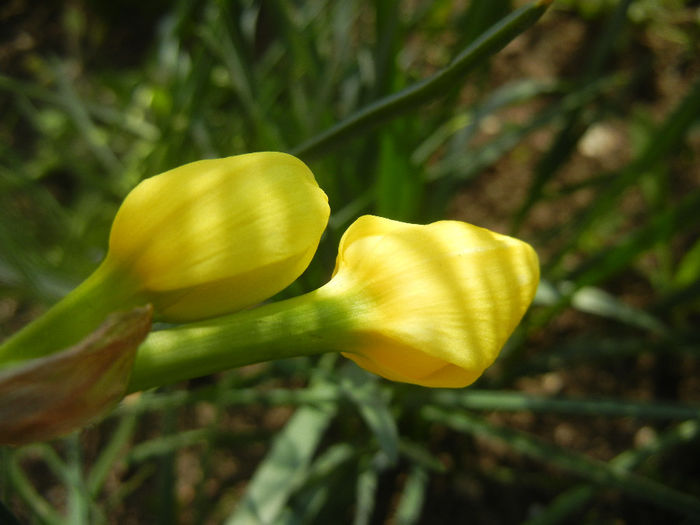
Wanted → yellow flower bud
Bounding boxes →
[0,152,329,366]
[324,215,539,388]
[107,152,330,321]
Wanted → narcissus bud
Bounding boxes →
[106,152,329,321]
[0,152,329,364]
[325,216,539,387]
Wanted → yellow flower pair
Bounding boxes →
[1,152,539,389]
[109,152,539,388]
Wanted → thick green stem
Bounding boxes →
[126,286,363,393]
[0,261,140,367]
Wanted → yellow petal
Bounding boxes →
[107,152,329,321]
[330,215,539,388]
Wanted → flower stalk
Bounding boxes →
[0,262,141,367]
[126,285,367,393]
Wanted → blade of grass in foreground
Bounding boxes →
[291,0,552,159]
[534,280,668,336]
[425,74,624,183]
[340,370,399,464]
[285,444,357,523]
[355,457,380,525]
[500,187,700,373]
[426,390,700,420]
[422,407,700,520]
[524,420,700,525]
[112,386,339,416]
[392,465,429,525]
[517,188,700,349]
[126,429,215,464]
[411,79,562,166]
[547,76,700,275]
[511,0,634,232]
[87,414,138,497]
[225,371,339,525]
[567,189,700,288]
[225,401,336,525]
[510,335,696,380]
[7,453,62,525]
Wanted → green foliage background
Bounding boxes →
[1,0,699,523]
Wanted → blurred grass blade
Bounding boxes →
[548,76,700,273]
[423,407,700,519]
[427,389,700,420]
[16,444,69,485]
[535,280,668,335]
[0,74,159,140]
[0,220,50,300]
[512,0,633,231]
[111,386,340,416]
[341,370,399,464]
[291,0,551,158]
[425,74,623,185]
[398,439,446,473]
[674,238,700,287]
[525,420,700,525]
[8,454,63,525]
[65,435,89,525]
[456,0,510,49]
[517,335,697,379]
[373,0,401,99]
[569,286,666,334]
[198,3,271,147]
[376,123,421,221]
[524,487,594,525]
[569,189,700,287]
[393,465,429,525]
[285,443,356,523]
[126,429,213,464]
[51,62,123,179]
[354,459,379,525]
[87,414,138,497]
[156,403,177,525]
[411,79,561,166]
[225,382,338,525]
[520,189,700,348]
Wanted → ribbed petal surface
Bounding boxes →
[108,152,329,321]
[333,216,539,388]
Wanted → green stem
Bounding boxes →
[126,286,362,393]
[290,0,551,159]
[0,261,140,367]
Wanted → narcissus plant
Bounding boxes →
[0,152,329,366]
[127,215,539,391]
